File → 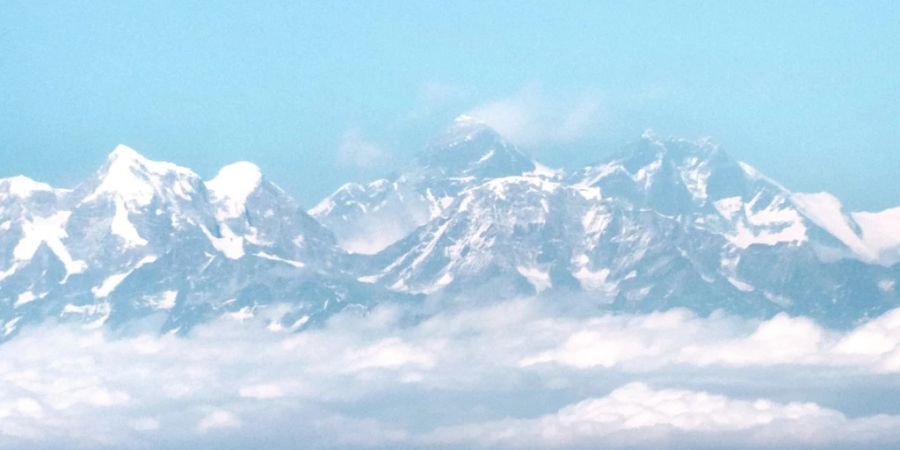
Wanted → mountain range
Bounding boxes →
[1,116,898,339]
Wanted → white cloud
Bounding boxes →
[238,383,285,400]
[129,417,160,432]
[406,81,470,121]
[197,409,241,432]
[520,307,900,373]
[336,128,387,169]
[425,382,900,449]
[1,300,900,448]
[466,85,604,147]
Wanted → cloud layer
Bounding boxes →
[2,299,900,449]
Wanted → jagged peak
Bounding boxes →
[429,114,503,149]
[100,144,197,179]
[610,132,729,175]
[83,144,201,207]
[107,144,145,162]
[413,115,536,178]
[637,131,720,156]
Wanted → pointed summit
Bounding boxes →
[101,144,194,175]
[416,115,536,178]
[429,114,498,149]
[83,144,201,207]
[107,144,146,162]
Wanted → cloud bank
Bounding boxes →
[1,299,900,449]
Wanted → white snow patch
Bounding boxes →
[144,290,178,310]
[575,185,602,201]
[91,255,158,299]
[763,291,793,308]
[408,220,452,271]
[62,301,111,329]
[357,275,379,284]
[573,267,618,296]
[851,207,900,266]
[517,266,552,293]
[680,157,710,201]
[289,315,310,331]
[720,195,808,249]
[582,206,610,235]
[13,211,87,279]
[529,162,563,178]
[739,161,760,178]
[1,175,53,198]
[0,262,20,283]
[14,291,37,307]
[3,317,22,336]
[201,224,245,259]
[92,273,130,299]
[425,188,454,220]
[254,252,304,268]
[714,196,743,220]
[793,192,861,250]
[792,192,900,264]
[720,253,754,292]
[475,149,495,164]
[633,158,662,188]
[434,272,454,290]
[308,197,335,217]
[727,276,755,292]
[111,196,148,247]
[228,306,255,322]
[243,226,272,247]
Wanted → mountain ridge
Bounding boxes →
[0,120,897,338]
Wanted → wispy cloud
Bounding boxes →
[336,128,388,170]
[406,81,471,121]
[465,85,605,147]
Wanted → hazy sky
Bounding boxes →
[2,1,899,210]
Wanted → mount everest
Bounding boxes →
[1,116,898,339]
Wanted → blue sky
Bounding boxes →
[2,0,899,210]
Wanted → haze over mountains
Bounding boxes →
[1,116,898,339]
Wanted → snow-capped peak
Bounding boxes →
[416,117,536,179]
[83,145,201,207]
[431,115,498,148]
[107,144,146,163]
[206,161,263,220]
[0,175,54,198]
